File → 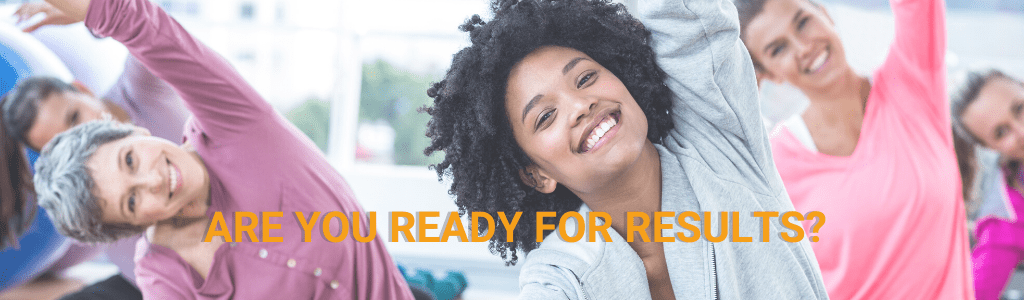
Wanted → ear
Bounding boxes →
[518,165,557,194]
[69,80,95,97]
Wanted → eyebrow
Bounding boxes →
[117,145,129,220]
[562,57,588,75]
[521,95,544,124]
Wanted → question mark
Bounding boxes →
[804,211,826,242]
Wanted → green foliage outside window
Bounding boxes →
[285,59,441,166]
[359,59,442,166]
[285,98,331,152]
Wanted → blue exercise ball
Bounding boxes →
[0,22,74,293]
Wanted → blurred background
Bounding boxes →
[0,0,1021,299]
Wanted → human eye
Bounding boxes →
[67,110,80,126]
[1013,102,1023,116]
[797,17,810,30]
[996,126,1008,140]
[771,45,786,57]
[577,71,598,89]
[128,193,136,213]
[126,150,134,169]
[536,109,555,130]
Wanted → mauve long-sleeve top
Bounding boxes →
[84,0,414,298]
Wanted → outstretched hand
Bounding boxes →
[13,1,85,33]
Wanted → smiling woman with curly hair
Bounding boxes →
[425,0,828,298]
[424,0,674,263]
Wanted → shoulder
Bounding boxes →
[768,119,797,146]
[520,205,604,281]
[520,209,653,299]
[520,204,642,281]
[768,120,810,163]
[525,207,604,269]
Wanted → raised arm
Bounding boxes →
[637,0,774,182]
[108,55,191,141]
[44,0,273,138]
[886,0,947,117]
[891,0,945,78]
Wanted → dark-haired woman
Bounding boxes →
[424,0,828,298]
[952,69,1024,300]
[734,0,970,298]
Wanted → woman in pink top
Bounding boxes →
[952,70,1024,300]
[28,0,414,298]
[734,0,971,298]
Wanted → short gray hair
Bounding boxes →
[34,120,143,243]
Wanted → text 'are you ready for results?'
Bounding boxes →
[203,211,827,243]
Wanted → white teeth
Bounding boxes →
[808,50,828,73]
[583,116,619,152]
[169,165,177,195]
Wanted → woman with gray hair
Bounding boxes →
[30,0,415,298]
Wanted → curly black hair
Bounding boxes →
[423,0,675,265]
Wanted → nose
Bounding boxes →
[792,39,812,60]
[569,94,598,127]
[135,168,165,196]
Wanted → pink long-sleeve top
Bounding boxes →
[84,0,414,298]
[769,0,974,299]
[973,172,1024,300]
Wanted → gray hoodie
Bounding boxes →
[516,0,830,299]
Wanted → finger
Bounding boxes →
[13,4,43,23]
[13,4,35,20]
[22,20,46,33]
[21,16,54,33]
[13,3,31,18]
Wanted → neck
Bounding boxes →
[578,140,662,242]
[802,69,870,123]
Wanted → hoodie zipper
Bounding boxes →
[710,243,719,300]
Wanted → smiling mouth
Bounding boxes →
[804,48,829,74]
[579,111,620,153]
[168,159,182,199]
